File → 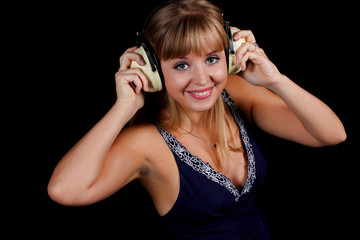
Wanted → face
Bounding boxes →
[161,49,228,115]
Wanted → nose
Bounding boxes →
[192,64,209,86]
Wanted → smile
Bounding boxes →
[186,86,214,99]
[192,90,210,96]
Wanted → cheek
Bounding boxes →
[161,63,188,93]
[212,62,228,85]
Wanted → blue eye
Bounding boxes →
[174,62,189,71]
[206,56,220,64]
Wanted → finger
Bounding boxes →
[119,46,137,63]
[132,76,144,94]
[119,47,145,71]
[116,72,143,94]
[129,68,149,92]
[119,53,145,71]
[116,68,149,92]
[241,52,252,71]
[230,26,244,43]
[240,51,265,71]
[234,30,256,43]
[125,46,138,53]
[236,42,258,64]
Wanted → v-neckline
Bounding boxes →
[169,129,245,190]
[157,127,242,201]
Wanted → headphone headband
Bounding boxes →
[139,1,174,37]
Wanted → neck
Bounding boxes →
[180,107,210,132]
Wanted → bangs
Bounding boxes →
[158,14,228,60]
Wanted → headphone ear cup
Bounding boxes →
[228,29,245,75]
[130,46,163,92]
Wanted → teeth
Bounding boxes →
[192,90,210,96]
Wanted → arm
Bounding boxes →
[259,74,346,146]
[48,47,149,205]
[227,28,346,147]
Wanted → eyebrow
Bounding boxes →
[173,51,220,60]
[206,50,219,56]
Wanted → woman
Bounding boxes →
[47,0,346,239]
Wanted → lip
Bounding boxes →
[186,86,214,100]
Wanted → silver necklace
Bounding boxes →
[180,127,217,150]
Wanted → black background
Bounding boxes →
[12,0,358,239]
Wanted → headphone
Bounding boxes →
[130,1,244,92]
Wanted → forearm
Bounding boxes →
[267,75,346,145]
[48,102,136,204]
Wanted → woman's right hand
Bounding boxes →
[115,46,149,110]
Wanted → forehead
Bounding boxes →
[159,21,227,61]
[162,37,225,60]
[170,48,224,60]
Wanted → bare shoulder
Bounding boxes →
[225,75,257,123]
[225,74,276,123]
[114,123,175,188]
[113,123,170,168]
[115,123,163,155]
[120,123,160,139]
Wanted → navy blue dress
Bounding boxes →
[156,90,271,240]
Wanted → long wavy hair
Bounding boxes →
[130,0,240,172]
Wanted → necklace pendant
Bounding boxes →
[210,142,217,150]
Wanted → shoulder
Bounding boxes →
[121,123,159,136]
[115,123,167,162]
[225,74,269,105]
[116,123,176,187]
[225,75,257,123]
[117,123,162,149]
[225,74,276,124]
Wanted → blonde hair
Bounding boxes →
[145,0,228,60]
[132,0,240,172]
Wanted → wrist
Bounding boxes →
[113,100,139,123]
[265,74,290,93]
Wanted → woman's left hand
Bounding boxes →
[232,27,283,88]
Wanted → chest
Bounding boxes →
[172,125,248,188]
